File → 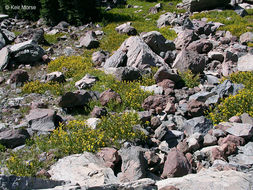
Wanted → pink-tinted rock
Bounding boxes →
[142,95,172,111]
[218,135,245,147]
[161,148,191,178]
[160,186,180,190]
[187,100,207,117]
[228,116,242,123]
[97,147,120,169]
[164,102,176,114]
[99,89,122,106]
[157,79,175,89]
[177,139,190,154]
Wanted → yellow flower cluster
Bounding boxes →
[22,80,64,96]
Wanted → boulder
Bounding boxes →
[241,113,253,125]
[172,49,207,74]
[208,51,224,62]
[103,50,127,68]
[182,0,230,12]
[48,152,119,187]
[161,148,191,178]
[141,31,175,55]
[0,129,30,148]
[99,89,122,106]
[92,50,110,66]
[187,100,207,117]
[222,122,253,138]
[9,69,29,86]
[1,29,15,43]
[157,168,253,190]
[9,40,45,64]
[174,30,199,50]
[118,146,147,182]
[182,116,213,136]
[90,106,107,118]
[0,47,9,71]
[25,109,59,132]
[118,36,165,69]
[115,23,137,36]
[157,12,176,28]
[75,74,98,90]
[113,67,142,81]
[142,95,172,111]
[97,147,121,169]
[154,66,181,83]
[44,71,65,83]
[86,118,101,129]
[59,90,93,108]
[234,5,248,17]
[79,31,99,49]
[239,32,253,44]
[186,39,213,54]
[141,85,163,95]
[0,33,6,50]
[237,54,253,71]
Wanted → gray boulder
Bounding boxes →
[44,71,66,83]
[186,39,213,54]
[172,49,207,74]
[118,36,165,69]
[238,54,253,71]
[239,32,253,45]
[157,12,176,28]
[92,50,110,66]
[9,40,45,64]
[103,50,127,68]
[182,0,230,12]
[182,116,213,136]
[115,23,137,36]
[223,122,253,138]
[75,74,98,89]
[141,31,175,55]
[174,30,199,50]
[48,152,119,187]
[118,146,147,182]
[154,66,181,83]
[1,29,15,43]
[25,109,60,133]
[0,47,9,71]
[79,31,99,49]
[0,33,5,50]
[0,129,30,148]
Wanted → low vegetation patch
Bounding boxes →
[5,112,146,176]
[179,70,200,88]
[191,9,253,37]
[208,71,253,124]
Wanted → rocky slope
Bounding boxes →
[0,0,253,189]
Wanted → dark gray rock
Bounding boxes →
[26,109,60,133]
[0,129,30,148]
[114,67,142,81]
[0,33,6,50]
[9,40,45,64]
[1,29,15,44]
[9,69,29,86]
[59,90,93,108]
[234,5,248,17]
[182,116,213,136]
[141,31,175,55]
[0,175,65,190]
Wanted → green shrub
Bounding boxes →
[179,70,200,88]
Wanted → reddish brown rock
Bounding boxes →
[218,135,245,147]
[160,186,180,190]
[164,102,176,114]
[99,89,122,106]
[142,95,173,111]
[97,147,121,169]
[187,100,207,118]
[177,139,190,154]
[157,79,175,89]
[161,148,191,178]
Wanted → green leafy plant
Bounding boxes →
[179,70,200,88]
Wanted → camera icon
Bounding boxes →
[5,5,10,10]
